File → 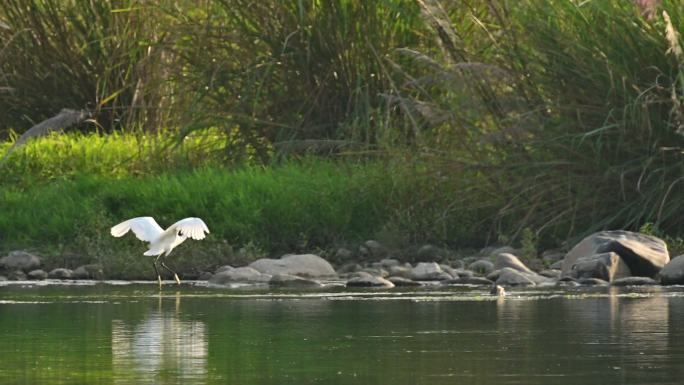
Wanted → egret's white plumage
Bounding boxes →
[111,216,210,287]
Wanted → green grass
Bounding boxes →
[0,133,492,277]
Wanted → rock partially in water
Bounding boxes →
[495,268,536,286]
[611,277,658,286]
[27,269,47,280]
[569,252,631,282]
[0,251,41,272]
[495,253,534,274]
[443,276,493,286]
[269,274,323,288]
[48,268,73,279]
[336,263,362,274]
[577,277,609,286]
[468,259,494,275]
[249,254,337,278]
[659,255,684,285]
[346,273,395,288]
[209,266,271,284]
[453,268,474,278]
[561,230,669,278]
[388,276,422,287]
[0,276,6,281]
[410,262,452,281]
[72,264,104,280]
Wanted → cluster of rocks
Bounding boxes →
[0,250,103,281]
[205,230,684,290]
[2,230,683,290]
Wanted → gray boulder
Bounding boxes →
[346,274,395,288]
[611,277,658,286]
[550,260,564,270]
[569,252,631,282]
[0,251,41,272]
[453,268,474,278]
[659,255,684,285]
[410,262,452,281]
[209,267,271,284]
[249,254,337,278]
[468,259,495,275]
[72,264,104,280]
[27,269,47,280]
[269,274,323,288]
[388,276,422,287]
[48,268,73,279]
[0,276,6,281]
[538,269,561,279]
[561,231,669,278]
[495,268,536,286]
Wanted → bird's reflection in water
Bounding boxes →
[111,293,208,385]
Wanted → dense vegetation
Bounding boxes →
[1,0,683,274]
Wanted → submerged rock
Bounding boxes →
[0,251,41,272]
[577,277,609,286]
[269,274,323,288]
[388,276,422,287]
[659,255,684,285]
[442,276,493,286]
[561,231,669,278]
[48,268,73,279]
[346,274,394,288]
[611,277,658,286]
[209,266,271,284]
[249,254,337,278]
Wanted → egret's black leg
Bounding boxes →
[153,257,162,289]
[161,260,181,285]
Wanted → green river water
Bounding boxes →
[1,281,683,385]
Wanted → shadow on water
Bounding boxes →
[1,282,684,384]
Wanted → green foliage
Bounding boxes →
[0,1,172,133]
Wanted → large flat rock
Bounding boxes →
[249,254,337,278]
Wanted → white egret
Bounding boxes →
[110,217,210,288]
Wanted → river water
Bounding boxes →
[1,281,683,385]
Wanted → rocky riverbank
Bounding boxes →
[2,230,684,289]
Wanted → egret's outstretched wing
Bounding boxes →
[170,217,210,240]
[110,217,164,242]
